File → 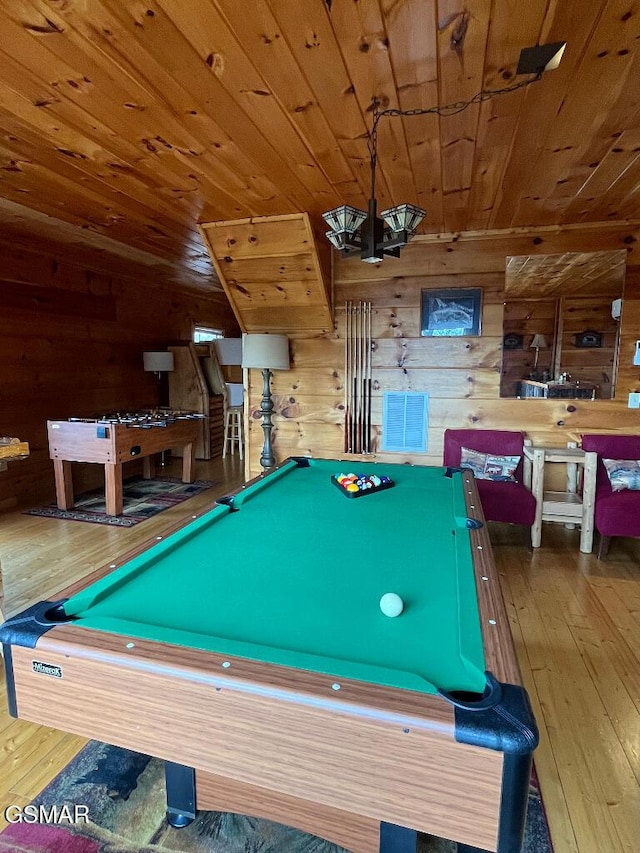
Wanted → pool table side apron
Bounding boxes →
[7,627,503,852]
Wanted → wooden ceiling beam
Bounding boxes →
[156,0,338,211]
[436,1,491,233]
[464,0,548,232]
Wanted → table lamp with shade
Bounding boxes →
[529,334,548,372]
[143,351,175,464]
[241,334,290,470]
[143,351,175,405]
[143,350,175,381]
[214,338,243,368]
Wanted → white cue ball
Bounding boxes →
[379,592,404,618]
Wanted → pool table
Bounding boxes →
[1,458,537,853]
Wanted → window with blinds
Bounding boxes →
[193,325,223,343]
[381,392,429,453]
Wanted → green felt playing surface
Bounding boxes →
[62,459,487,695]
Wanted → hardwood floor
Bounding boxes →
[1,458,639,851]
[493,523,640,853]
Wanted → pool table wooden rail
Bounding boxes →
[461,470,522,688]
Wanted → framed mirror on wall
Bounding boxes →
[500,250,626,400]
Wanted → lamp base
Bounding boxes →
[259,368,276,470]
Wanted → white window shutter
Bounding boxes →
[382,392,428,453]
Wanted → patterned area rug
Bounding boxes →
[0,741,553,852]
[23,478,217,527]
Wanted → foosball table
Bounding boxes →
[47,411,204,517]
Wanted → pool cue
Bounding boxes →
[344,301,351,453]
[367,303,373,453]
[350,301,356,454]
[369,302,372,451]
[348,300,356,453]
[344,302,351,453]
[364,302,371,453]
[362,301,368,452]
[356,302,363,454]
[360,302,366,454]
[353,302,358,453]
[349,301,355,454]
[361,302,366,453]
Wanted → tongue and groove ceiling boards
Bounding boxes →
[505,250,628,298]
[200,213,333,335]
[0,1,638,297]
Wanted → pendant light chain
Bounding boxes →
[370,71,542,133]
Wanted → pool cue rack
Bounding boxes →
[344,301,372,454]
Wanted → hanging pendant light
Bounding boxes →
[322,42,565,263]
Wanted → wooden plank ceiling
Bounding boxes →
[0,0,639,293]
[505,250,628,299]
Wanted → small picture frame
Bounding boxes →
[421,288,482,337]
[574,330,603,348]
[503,333,524,350]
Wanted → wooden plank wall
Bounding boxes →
[246,224,640,477]
[0,242,238,510]
[559,296,618,395]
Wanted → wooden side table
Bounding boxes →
[523,444,598,553]
[0,437,30,473]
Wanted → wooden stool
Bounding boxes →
[223,383,244,460]
[223,406,244,459]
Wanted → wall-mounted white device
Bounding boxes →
[611,298,622,320]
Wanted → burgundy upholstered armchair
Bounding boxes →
[443,429,537,537]
[580,434,640,558]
